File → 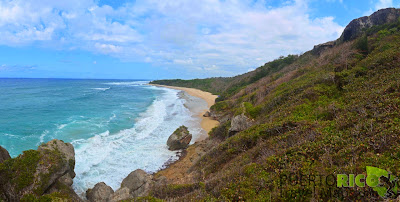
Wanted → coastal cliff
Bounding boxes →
[150,8,400,201]
[339,8,400,42]
[2,8,400,201]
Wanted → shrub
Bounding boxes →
[354,34,369,55]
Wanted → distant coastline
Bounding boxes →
[149,84,219,141]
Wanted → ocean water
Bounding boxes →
[0,78,206,195]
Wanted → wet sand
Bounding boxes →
[149,84,219,141]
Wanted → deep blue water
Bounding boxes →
[0,78,203,194]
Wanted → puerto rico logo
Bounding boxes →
[337,166,400,199]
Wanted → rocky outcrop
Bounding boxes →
[203,111,211,117]
[339,8,400,42]
[312,41,335,55]
[86,182,114,202]
[167,126,192,150]
[0,139,80,201]
[0,145,11,163]
[120,169,153,198]
[88,169,157,202]
[312,8,400,55]
[109,187,131,202]
[228,114,253,136]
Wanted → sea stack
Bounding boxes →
[167,126,192,150]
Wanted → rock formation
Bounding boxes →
[167,126,192,150]
[86,182,114,202]
[312,41,336,55]
[339,8,400,42]
[0,145,11,163]
[203,111,211,117]
[109,187,131,202]
[120,169,153,198]
[228,114,253,136]
[0,139,80,201]
[311,8,400,55]
[86,169,161,202]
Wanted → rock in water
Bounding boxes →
[228,114,253,136]
[167,126,192,150]
[86,182,114,202]
[0,145,11,163]
[0,139,80,201]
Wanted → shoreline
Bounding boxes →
[149,84,219,141]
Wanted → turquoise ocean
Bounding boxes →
[0,78,206,195]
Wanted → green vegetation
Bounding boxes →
[354,34,369,55]
[0,143,72,200]
[128,196,164,202]
[150,54,300,102]
[0,150,41,191]
[21,192,71,202]
[150,21,400,201]
[33,148,66,195]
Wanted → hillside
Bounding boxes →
[2,7,400,202]
[150,8,400,201]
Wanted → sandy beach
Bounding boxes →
[150,84,219,141]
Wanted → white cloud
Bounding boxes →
[247,68,255,72]
[325,0,343,3]
[375,0,393,10]
[364,0,394,18]
[173,58,193,65]
[94,43,122,54]
[0,0,344,76]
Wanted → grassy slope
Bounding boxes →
[150,54,301,102]
[150,23,400,201]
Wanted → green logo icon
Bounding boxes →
[337,166,399,199]
[366,166,399,199]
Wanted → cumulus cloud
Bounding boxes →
[0,0,344,76]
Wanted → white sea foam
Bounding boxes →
[104,81,149,86]
[91,87,110,91]
[38,130,49,145]
[4,133,17,137]
[72,87,202,196]
[57,124,67,130]
[107,113,116,123]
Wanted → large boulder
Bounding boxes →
[203,111,211,117]
[108,169,153,201]
[0,139,79,201]
[121,169,153,197]
[110,187,131,202]
[0,145,11,164]
[86,182,114,202]
[228,114,253,136]
[167,126,192,150]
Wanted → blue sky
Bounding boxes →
[0,0,398,79]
